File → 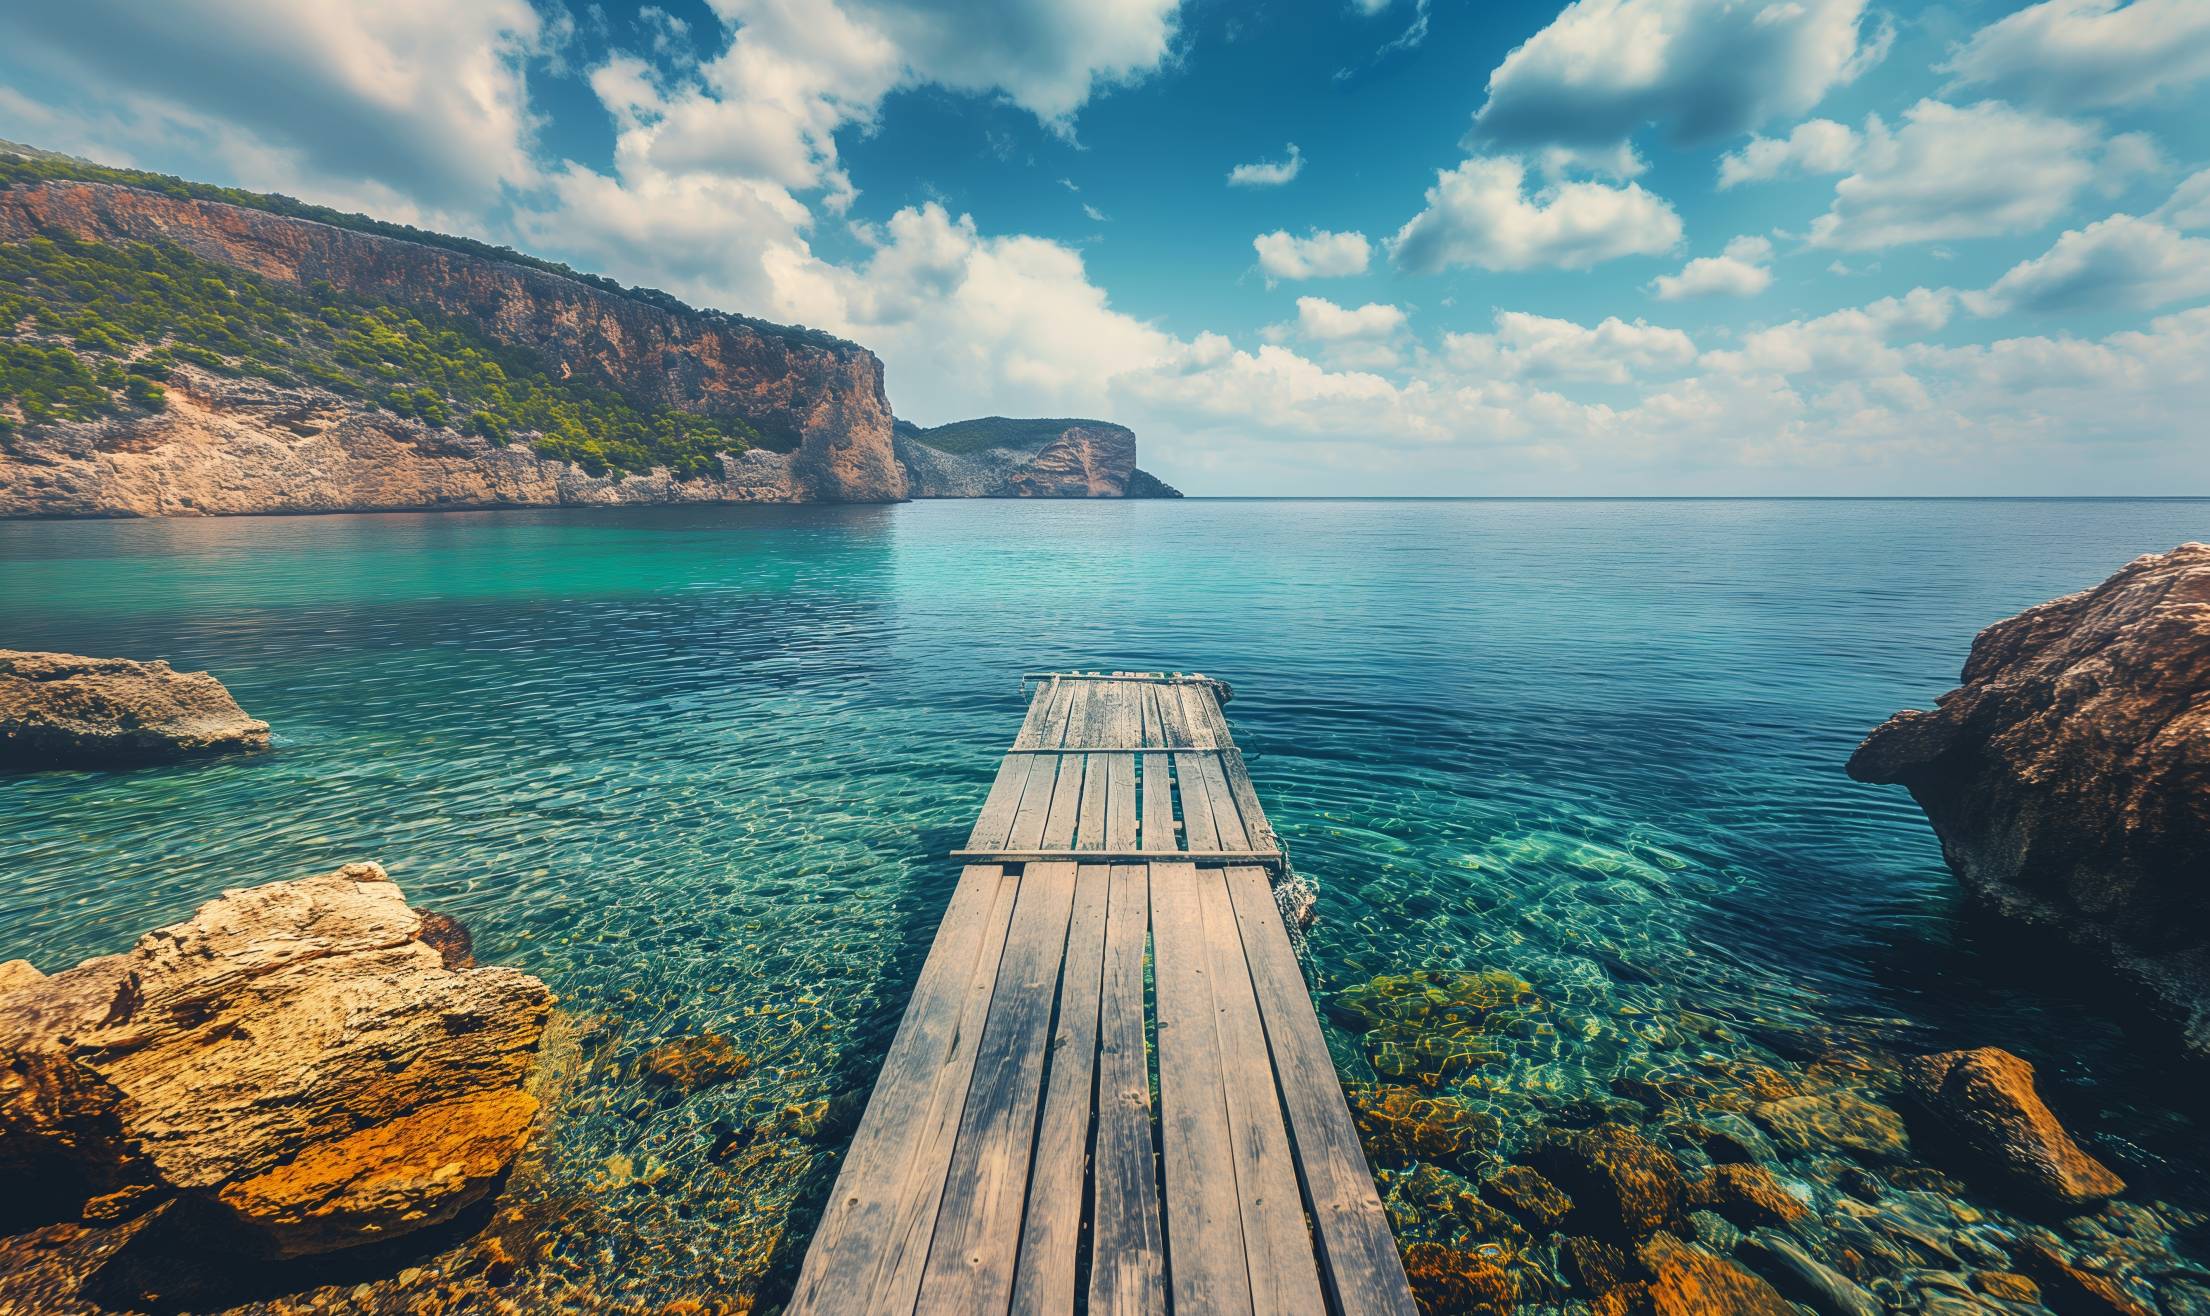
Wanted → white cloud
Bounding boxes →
[1964,214,2210,316]
[1388,156,1682,273]
[1807,100,2103,250]
[1228,143,1304,187]
[1943,0,2210,110]
[1703,287,1955,378]
[2156,168,2210,229]
[842,0,1184,127]
[0,0,549,211]
[1472,0,1890,149]
[1650,235,1773,299]
[1252,228,1372,281]
[1442,310,1698,384]
[1291,297,1407,340]
[1718,118,1860,188]
[1535,142,1648,180]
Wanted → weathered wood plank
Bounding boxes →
[1149,860,1255,1315]
[917,864,1079,1313]
[1222,865,1418,1316]
[786,865,1020,1316]
[1196,868,1325,1312]
[1174,754,1224,853]
[1077,753,1109,851]
[1090,863,1167,1316]
[1174,682,1221,750]
[1010,864,1111,1316]
[1195,752,1251,852]
[1012,677,1063,749]
[1044,756,1086,850]
[1006,754,1063,851]
[1107,753,1139,850]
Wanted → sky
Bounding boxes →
[4,0,2210,495]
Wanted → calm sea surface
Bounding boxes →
[4,499,2207,1307]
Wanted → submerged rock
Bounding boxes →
[1750,1090,1910,1161]
[0,649,269,769]
[1526,1123,1688,1243]
[1848,543,2210,1052]
[1639,1232,1794,1316]
[0,862,550,1257]
[1738,1229,1881,1316]
[640,1034,752,1096]
[1690,1163,1808,1228]
[1401,1240,1515,1316]
[2016,1238,2156,1316]
[1332,968,1540,1086]
[1901,1047,2124,1209]
[1348,1085,1499,1168]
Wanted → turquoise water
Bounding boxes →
[4,499,2208,1310]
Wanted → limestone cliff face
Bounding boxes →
[0,180,905,509]
[894,417,1181,498]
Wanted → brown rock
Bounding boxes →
[1638,1233,1793,1316]
[1690,1163,1808,1228]
[0,862,550,1255]
[1348,1085,1500,1168]
[1901,1047,2123,1207]
[0,959,44,997]
[1560,1234,1643,1294]
[1972,1270,2040,1303]
[0,649,268,768]
[415,910,476,970]
[216,1088,538,1254]
[1526,1124,1688,1242]
[1485,1165,1574,1228]
[1402,1241,1516,1315]
[2016,1239,2155,1316]
[1750,1091,1910,1161]
[1848,543,2210,1052]
[641,1034,752,1096]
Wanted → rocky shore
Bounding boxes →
[0,864,552,1308]
[1849,542,2210,1054]
[893,417,1182,499]
[1,648,269,768]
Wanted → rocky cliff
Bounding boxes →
[894,416,1181,498]
[0,176,905,510]
[1848,543,2210,1052]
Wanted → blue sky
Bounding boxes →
[5,0,2210,495]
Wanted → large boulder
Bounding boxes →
[1900,1047,2124,1209]
[0,863,550,1256]
[1848,543,2210,1051]
[0,649,269,769]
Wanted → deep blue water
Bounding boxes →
[4,499,2206,1308]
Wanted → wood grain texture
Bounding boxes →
[917,864,1078,1313]
[1150,860,1255,1315]
[1090,864,1167,1316]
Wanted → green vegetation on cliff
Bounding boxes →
[897,415,1123,456]
[0,143,851,354]
[0,234,768,477]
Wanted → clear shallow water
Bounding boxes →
[4,499,2209,1310]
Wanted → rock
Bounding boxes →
[1333,969,1539,1086]
[1688,1113,1778,1165]
[0,862,550,1256]
[893,418,1173,498]
[0,178,906,512]
[2015,1238,2155,1316]
[1347,1085,1499,1168]
[0,650,269,769]
[1848,543,2210,1052]
[1392,1164,1528,1248]
[1751,1091,1910,1161]
[1690,1163,1808,1228]
[0,959,43,997]
[1900,1047,2124,1208]
[1560,1234,1642,1294]
[1738,1229,1882,1316]
[1526,1124,1688,1242]
[1973,1270,2041,1303]
[1401,1241,1515,1316]
[640,1035,752,1096]
[415,910,476,970]
[1638,1232,1794,1316]
[1484,1165,1574,1228]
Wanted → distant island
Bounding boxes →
[0,142,1177,517]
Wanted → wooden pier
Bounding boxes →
[789,673,1416,1315]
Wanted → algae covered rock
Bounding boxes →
[1348,1085,1500,1168]
[1900,1046,2124,1209]
[642,1034,753,1096]
[1639,1232,1794,1316]
[1526,1123,1689,1243]
[0,648,269,769]
[1402,1240,1516,1316]
[1331,968,1541,1085]
[0,862,550,1257]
